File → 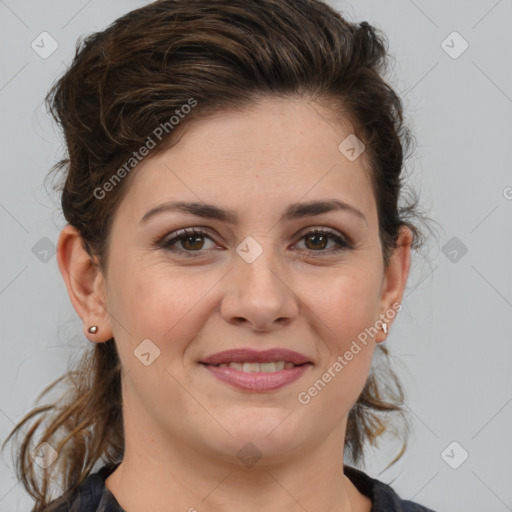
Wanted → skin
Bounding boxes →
[57,96,412,512]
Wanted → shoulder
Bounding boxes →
[344,465,437,512]
[44,464,122,512]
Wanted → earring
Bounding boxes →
[88,325,98,334]
[382,322,388,335]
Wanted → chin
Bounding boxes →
[204,411,311,464]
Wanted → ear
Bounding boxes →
[56,224,113,343]
[374,225,413,343]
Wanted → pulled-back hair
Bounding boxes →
[3,1,432,510]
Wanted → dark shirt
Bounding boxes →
[46,463,436,511]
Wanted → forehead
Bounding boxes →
[116,97,376,225]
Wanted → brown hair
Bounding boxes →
[3,0,434,510]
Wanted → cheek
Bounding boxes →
[106,265,204,427]
[107,261,220,353]
[299,265,382,345]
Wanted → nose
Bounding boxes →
[220,244,299,333]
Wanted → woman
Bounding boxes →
[3,0,437,510]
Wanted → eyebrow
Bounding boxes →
[139,199,367,225]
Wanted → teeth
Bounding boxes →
[243,362,261,372]
[216,360,297,372]
[260,361,284,372]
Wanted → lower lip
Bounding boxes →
[201,363,312,391]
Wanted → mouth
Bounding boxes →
[203,360,308,372]
[199,348,313,391]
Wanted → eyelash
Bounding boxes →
[157,227,351,258]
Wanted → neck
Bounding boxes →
[105,425,368,512]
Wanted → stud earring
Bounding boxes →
[88,325,98,334]
[382,322,388,335]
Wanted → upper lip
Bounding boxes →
[200,348,312,366]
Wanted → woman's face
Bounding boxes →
[70,97,411,465]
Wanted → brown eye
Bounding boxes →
[295,229,350,254]
[160,228,217,256]
[304,232,329,250]
[180,233,206,251]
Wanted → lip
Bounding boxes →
[202,363,312,392]
[200,348,312,366]
[199,348,313,392]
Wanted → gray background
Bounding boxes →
[1,1,511,511]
